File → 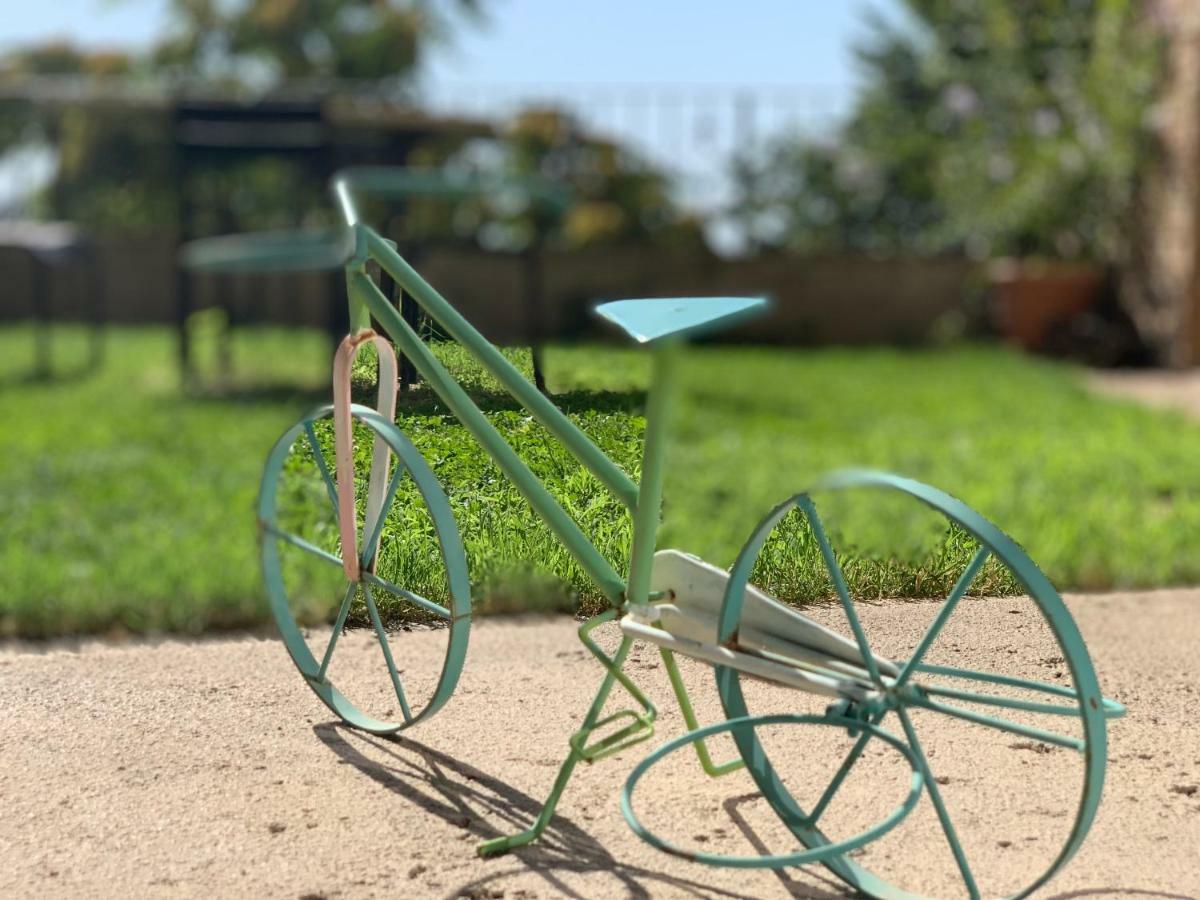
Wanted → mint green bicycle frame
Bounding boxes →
[333,171,706,854]
[199,167,1125,897]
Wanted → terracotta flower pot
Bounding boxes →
[988,258,1105,350]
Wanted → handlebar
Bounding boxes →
[180,166,573,274]
[178,227,356,274]
[330,166,572,227]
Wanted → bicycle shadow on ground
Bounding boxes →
[314,722,853,900]
[721,792,858,900]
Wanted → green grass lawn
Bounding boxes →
[4,323,1200,638]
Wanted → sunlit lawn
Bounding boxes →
[4,323,1200,638]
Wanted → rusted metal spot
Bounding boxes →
[345,328,379,351]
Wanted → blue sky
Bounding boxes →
[1,1,897,102]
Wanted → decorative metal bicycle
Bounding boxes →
[185,167,1125,899]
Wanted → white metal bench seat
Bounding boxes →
[620,550,899,701]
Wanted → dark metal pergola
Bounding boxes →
[0,220,104,379]
[170,88,494,384]
[0,76,565,389]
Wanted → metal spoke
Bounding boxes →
[806,727,875,826]
[303,422,339,514]
[911,662,1081,699]
[362,584,412,723]
[808,700,899,826]
[919,683,1080,717]
[907,694,1084,751]
[798,496,883,687]
[895,547,989,689]
[361,462,406,569]
[911,667,1124,719]
[361,570,450,619]
[263,522,343,570]
[316,582,358,681]
[897,708,980,900]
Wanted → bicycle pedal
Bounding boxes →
[571,709,655,763]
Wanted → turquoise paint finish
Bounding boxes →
[594,295,767,344]
[348,268,628,601]
[621,714,923,869]
[199,164,1124,896]
[258,404,471,735]
[181,227,355,273]
[625,341,680,610]
[713,470,1111,899]
[363,230,641,512]
[893,547,990,688]
[182,166,568,275]
[800,495,886,688]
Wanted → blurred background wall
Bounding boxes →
[0,231,973,346]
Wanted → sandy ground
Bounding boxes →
[2,590,1198,900]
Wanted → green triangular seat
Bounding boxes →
[593,296,767,344]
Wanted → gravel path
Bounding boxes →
[2,590,1198,899]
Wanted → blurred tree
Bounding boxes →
[0,2,487,228]
[0,41,135,78]
[0,4,690,247]
[0,43,164,225]
[152,0,485,86]
[395,107,704,251]
[734,0,1163,261]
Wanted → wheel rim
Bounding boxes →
[716,469,1110,900]
[622,713,924,869]
[258,403,471,734]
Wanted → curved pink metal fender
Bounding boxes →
[332,330,399,581]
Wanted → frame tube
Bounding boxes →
[350,270,627,602]
[364,229,640,512]
[625,341,679,609]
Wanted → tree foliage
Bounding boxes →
[735,0,1163,261]
[152,0,484,86]
[0,2,689,246]
[0,3,486,227]
[400,107,704,251]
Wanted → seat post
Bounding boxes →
[625,339,682,612]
